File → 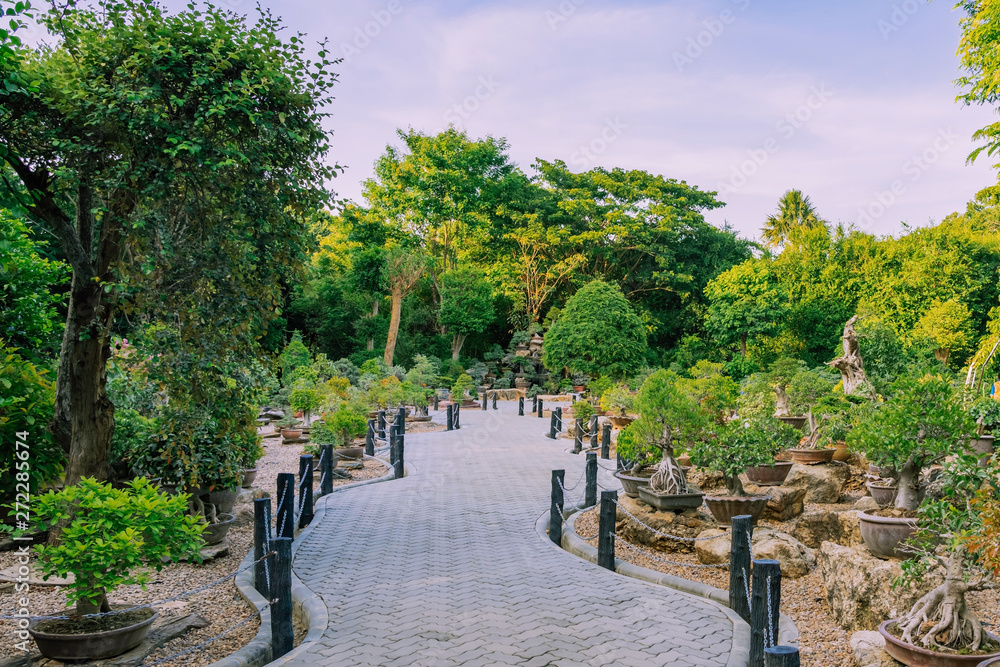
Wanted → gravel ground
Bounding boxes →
[0,423,388,666]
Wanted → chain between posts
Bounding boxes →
[614,499,730,543]
[140,602,270,667]
[613,535,729,569]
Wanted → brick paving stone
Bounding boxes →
[279,404,738,666]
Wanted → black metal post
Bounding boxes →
[253,497,271,598]
[396,408,405,435]
[276,473,294,539]
[573,418,583,454]
[270,536,294,659]
[750,559,782,667]
[393,432,405,479]
[298,454,314,529]
[549,470,565,545]
[764,647,799,667]
[365,419,375,456]
[548,412,557,439]
[598,490,617,570]
[377,409,386,439]
[585,451,597,508]
[537,398,544,418]
[730,514,753,625]
[532,395,538,414]
[492,392,497,410]
[320,444,334,496]
[601,423,612,459]
[446,404,454,431]
[518,397,524,416]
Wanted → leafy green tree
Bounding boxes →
[913,298,974,366]
[0,0,337,485]
[677,360,738,423]
[542,280,647,380]
[705,259,788,356]
[280,331,312,383]
[438,268,495,359]
[383,249,426,367]
[690,418,800,496]
[956,1,1000,196]
[762,189,825,248]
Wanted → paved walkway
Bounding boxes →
[285,402,739,666]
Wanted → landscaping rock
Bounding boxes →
[782,462,850,503]
[761,486,807,521]
[850,630,903,667]
[818,542,943,631]
[694,528,730,565]
[686,468,726,494]
[616,494,718,553]
[791,509,862,548]
[752,529,814,579]
[854,495,880,512]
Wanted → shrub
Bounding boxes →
[452,374,474,401]
[571,400,594,425]
[689,418,799,496]
[600,383,634,416]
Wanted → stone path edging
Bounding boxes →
[558,508,800,653]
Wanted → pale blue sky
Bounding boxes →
[176,1,998,239]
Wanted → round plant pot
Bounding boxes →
[879,620,1000,667]
[704,495,770,525]
[30,606,158,661]
[974,435,995,467]
[573,385,585,393]
[202,513,235,546]
[867,482,898,508]
[515,378,531,390]
[608,416,635,429]
[335,446,364,462]
[777,415,808,431]
[242,468,258,489]
[979,658,1000,667]
[280,429,302,440]
[858,511,917,559]
[789,448,836,465]
[206,489,238,515]
[746,462,794,486]
[832,441,851,462]
[637,487,705,512]
[614,471,653,498]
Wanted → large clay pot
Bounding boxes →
[778,415,808,431]
[832,441,851,462]
[202,513,235,546]
[335,446,365,462]
[30,607,158,661]
[879,620,1000,667]
[614,471,652,498]
[242,468,258,489]
[859,511,917,559]
[637,487,704,512]
[745,462,793,486]
[789,448,836,465]
[704,495,770,525]
[280,429,302,440]
[867,483,897,508]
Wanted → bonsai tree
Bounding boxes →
[768,357,807,417]
[689,418,800,497]
[328,408,368,446]
[600,383,635,417]
[849,372,977,510]
[32,478,205,616]
[786,367,841,447]
[290,384,321,424]
[571,399,594,433]
[615,370,708,494]
[587,377,613,404]
[542,280,647,380]
[970,397,1000,435]
[451,373,474,402]
[677,360,738,424]
[466,361,490,387]
[275,415,301,430]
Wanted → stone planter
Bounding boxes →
[202,513,235,546]
[704,495,770,525]
[859,511,917,559]
[515,378,531,390]
[879,620,1000,667]
[207,488,238,514]
[745,462,793,486]
[614,471,653,498]
[608,416,635,429]
[242,468,258,489]
[637,487,705,512]
[789,448,836,465]
[335,446,364,462]
[867,482,897,508]
[280,429,302,440]
[30,606,158,661]
[778,415,808,430]
[832,441,851,462]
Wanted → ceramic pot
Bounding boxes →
[879,620,1000,667]
[746,462,793,486]
[859,511,917,559]
[30,607,158,661]
[637,487,704,512]
[832,441,851,462]
[867,483,897,508]
[241,468,258,488]
[778,415,808,431]
[614,471,652,498]
[704,495,770,525]
[789,448,836,464]
[202,513,235,546]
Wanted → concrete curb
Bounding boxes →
[219,455,406,667]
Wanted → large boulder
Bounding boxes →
[751,485,807,521]
[817,542,943,631]
[782,462,850,504]
[851,631,903,667]
[694,528,730,565]
[791,509,862,549]
[752,528,814,579]
[616,494,718,553]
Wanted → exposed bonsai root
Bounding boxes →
[897,556,983,651]
[649,456,689,494]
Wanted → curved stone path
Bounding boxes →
[283,403,740,666]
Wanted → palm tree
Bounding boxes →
[762,189,824,247]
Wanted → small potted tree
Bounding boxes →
[289,384,321,427]
[451,373,475,407]
[587,377,613,413]
[848,372,977,559]
[784,366,841,463]
[689,417,799,524]
[600,383,635,428]
[275,415,302,440]
[969,397,1000,465]
[28,478,205,660]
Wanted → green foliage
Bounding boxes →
[290,386,321,421]
[451,374,474,401]
[366,376,404,409]
[913,298,974,365]
[600,383,635,416]
[705,259,788,356]
[587,377,613,401]
[616,370,708,470]
[956,0,1000,192]
[542,280,647,380]
[971,397,1000,432]
[406,354,439,387]
[280,332,312,385]
[571,400,594,424]
[786,366,837,417]
[320,408,368,446]
[689,418,800,496]
[439,267,495,335]
[110,408,153,480]
[855,317,910,396]
[761,189,825,248]
[677,360,738,422]
[32,478,205,612]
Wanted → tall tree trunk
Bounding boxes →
[741,331,748,357]
[367,299,379,352]
[935,348,950,364]
[451,333,466,361]
[384,285,403,367]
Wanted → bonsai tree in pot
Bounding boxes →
[29,478,204,659]
[289,384,321,425]
[677,360,738,425]
[451,373,475,403]
[600,383,635,423]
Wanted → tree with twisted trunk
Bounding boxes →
[383,249,425,367]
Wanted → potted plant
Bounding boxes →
[768,357,810,428]
[969,397,1000,465]
[571,399,595,438]
[849,372,977,559]
[289,384,321,426]
[689,417,798,524]
[600,383,635,428]
[510,330,531,357]
[571,373,588,393]
[28,478,205,660]
[587,377,613,413]
[876,452,1000,665]
[614,370,708,510]
[275,415,302,440]
[324,407,368,461]
[785,366,840,464]
[238,433,264,488]
[451,373,475,406]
